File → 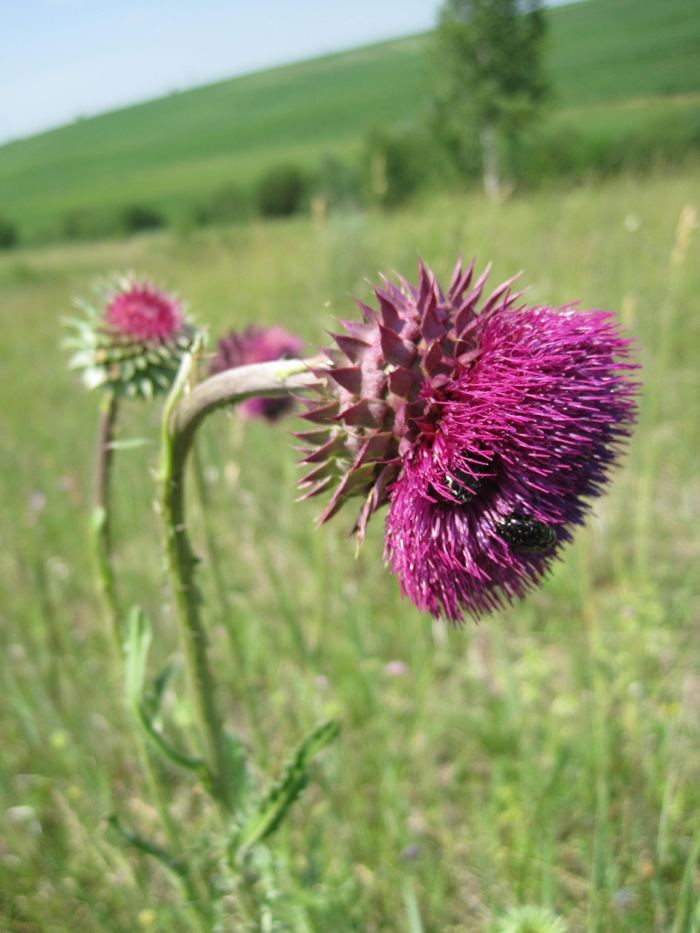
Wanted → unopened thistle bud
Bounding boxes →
[64,276,195,399]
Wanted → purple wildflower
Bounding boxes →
[211,325,304,421]
[105,281,184,342]
[297,257,638,623]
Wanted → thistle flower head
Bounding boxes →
[104,282,183,341]
[211,325,304,420]
[64,275,195,399]
[298,257,638,622]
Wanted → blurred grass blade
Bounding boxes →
[402,877,425,933]
[108,813,185,878]
[265,556,310,663]
[236,719,341,861]
[125,605,151,701]
[145,659,178,722]
[224,730,251,815]
[106,438,152,450]
[671,823,700,933]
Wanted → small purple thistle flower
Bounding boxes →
[298,257,639,623]
[64,275,194,398]
[211,325,304,421]
[105,281,184,342]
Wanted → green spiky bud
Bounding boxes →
[63,275,197,399]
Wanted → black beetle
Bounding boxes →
[495,512,556,553]
[442,453,494,505]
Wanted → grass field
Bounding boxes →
[1,0,700,239]
[1,165,699,931]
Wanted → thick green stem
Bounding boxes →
[93,392,200,907]
[93,390,122,651]
[160,356,328,812]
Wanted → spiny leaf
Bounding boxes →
[235,719,341,861]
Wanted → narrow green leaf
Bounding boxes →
[90,505,107,535]
[106,438,152,450]
[108,814,185,877]
[671,823,700,933]
[125,606,152,715]
[144,660,177,722]
[402,877,425,933]
[125,607,208,780]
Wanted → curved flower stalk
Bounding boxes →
[159,351,338,807]
[210,325,304,420]
[298,257,639,622]
[130,350,341,926]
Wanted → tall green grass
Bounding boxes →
[0,169,699,931]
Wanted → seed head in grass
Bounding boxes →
[64,275,195,399]
[211,325,304,420]
[297,257,638,623]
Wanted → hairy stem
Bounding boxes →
[160,356,327,811]
[93,389,122,651]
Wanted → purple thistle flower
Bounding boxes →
[297,257,638,623]
[105,280,184,342]
[211,325,304,421]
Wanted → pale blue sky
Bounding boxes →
[0,0,578,146]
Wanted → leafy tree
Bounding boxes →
[257,165,307,217]
[362,127,430,209]
[434,0,548,199]
[120,204,165,234]
[0,215,18,249]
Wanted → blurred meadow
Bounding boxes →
[1,166,700,931]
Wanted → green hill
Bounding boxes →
[1,0,699,239]
[547,0,700,106]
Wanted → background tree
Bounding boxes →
[434,0,548,200]
[0,215,18,249]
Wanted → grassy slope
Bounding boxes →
[1,169,699,931]
[1,0,700,236]
[547,0,700,105]
[0,36,428,233]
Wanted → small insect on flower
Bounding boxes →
[440,452,494,504]
[297,256,639,623]
[210,325,304,421]
[64,275,195,399]
[495,513,557,553]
